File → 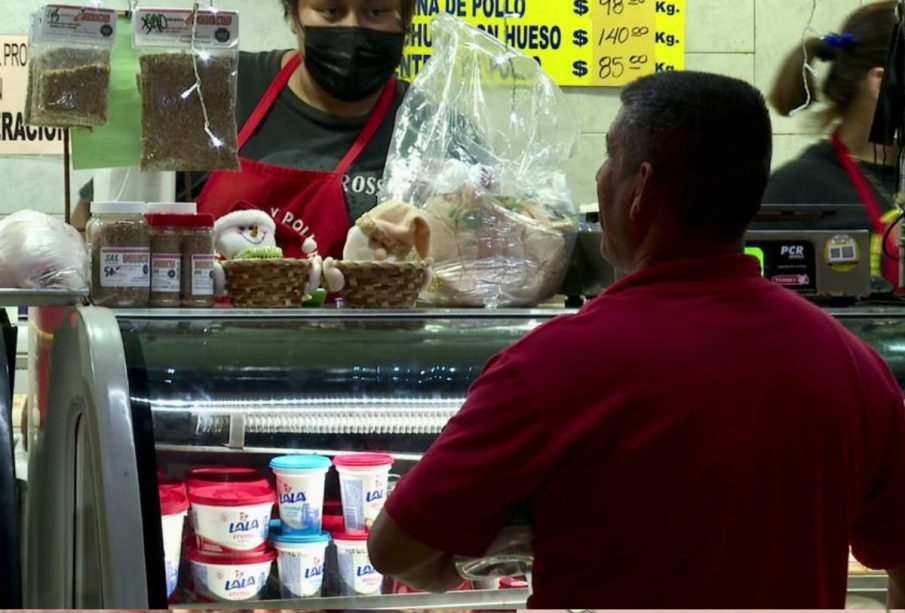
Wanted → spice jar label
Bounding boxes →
[133,8,239,50]
[152,254,181,293]
[39,5,117,46]
[192,254,215,296]
[100,247,151,288]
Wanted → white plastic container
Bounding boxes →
[270,454,331,534]
[272,528,331,598]
[189,484,275,554]
[333,453,394,533]
[333,532,383,596]
[188,548,275,601]
[159,486,189,599]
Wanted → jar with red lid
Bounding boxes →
[146,213,215,308]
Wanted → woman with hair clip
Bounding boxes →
[763,1,899,288]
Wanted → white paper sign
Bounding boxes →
[0,35,66,156]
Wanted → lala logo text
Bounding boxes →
[229,511,260,534]
[225,569,256,592]
[357,564,377,577]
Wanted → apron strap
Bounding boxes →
[830,131,887,234]
[333,79,398,176]
[238,53,303,150]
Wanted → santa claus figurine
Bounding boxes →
[343,201,431,263]
[212,209,344,298]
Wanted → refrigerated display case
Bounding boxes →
[0,308,20,609]
[23,305,905,609]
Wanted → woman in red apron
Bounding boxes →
[762,2,901,290]
[198,0,412,259]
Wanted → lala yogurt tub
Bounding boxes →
[333,453,394,533]
[333,532,383,596]
[189,483,275,554]
[159,485,189,599]
[188,548,276,601]
[270,454,331,534]
[271,524,331,598]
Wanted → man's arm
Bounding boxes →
[366,349,564,592]
[369,510,463,593]
[888,566,905,609]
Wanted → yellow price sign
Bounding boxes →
[401,0,684,87]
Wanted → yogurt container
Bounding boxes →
[160,487,189,599]
[189,484,275,554]
[272,528,331,598]
[333,532,383,596]
[333,454,394,533]
[186,467,270,492]
[270,455,331,534]
[188,547,275,601]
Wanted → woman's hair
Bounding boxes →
[769,1,896,122]
[280,0,417,30]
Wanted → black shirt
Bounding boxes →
[84,50,408,223]
[762,140,897,230]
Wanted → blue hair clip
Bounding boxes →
[824,32,855,49]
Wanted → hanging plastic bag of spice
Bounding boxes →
[134,6,240,172]
[26,4,116,128]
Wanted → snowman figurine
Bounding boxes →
[212,209,344,297]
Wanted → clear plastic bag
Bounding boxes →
[0,211,88,291]
[26,4,116,128]
[381,15,580,308]
[134,7,240,172]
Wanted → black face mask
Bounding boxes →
[303,26,405,102]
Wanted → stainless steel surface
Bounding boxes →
[154,443,427,461]
[173,588,529,610]
[114,307,571,320]
[25,306,149,607]
[0,289,87,306]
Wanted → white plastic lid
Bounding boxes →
[148,202,197,214]
[92,201,147,215]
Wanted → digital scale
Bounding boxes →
[746,204,873,300]
[562,204,876,304]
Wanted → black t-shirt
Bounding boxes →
[762,140,897,230]
[83,50,408,223]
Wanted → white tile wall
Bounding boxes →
[0,0,869,210]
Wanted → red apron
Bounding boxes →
[198,53,397,259]
[830,132,900,289]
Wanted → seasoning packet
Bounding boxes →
[26,4,116,128]
[134,7,240,172]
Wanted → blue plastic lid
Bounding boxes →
[270,454,332,471]
[272,530,331,545]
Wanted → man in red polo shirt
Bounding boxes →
[367,71,905,607]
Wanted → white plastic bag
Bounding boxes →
[380,15,580,307]
[0,211,89,291]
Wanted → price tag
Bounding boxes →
[38,4,117,46]
[133,7,238,49]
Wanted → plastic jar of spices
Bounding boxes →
[88,202,150,308]
[181,214,215,308]
[147,214,185,308]
[146,214,216,308]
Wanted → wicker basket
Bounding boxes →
[336,261,429,308]
[222,259,311,308]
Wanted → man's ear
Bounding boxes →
[628,162,654,221]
